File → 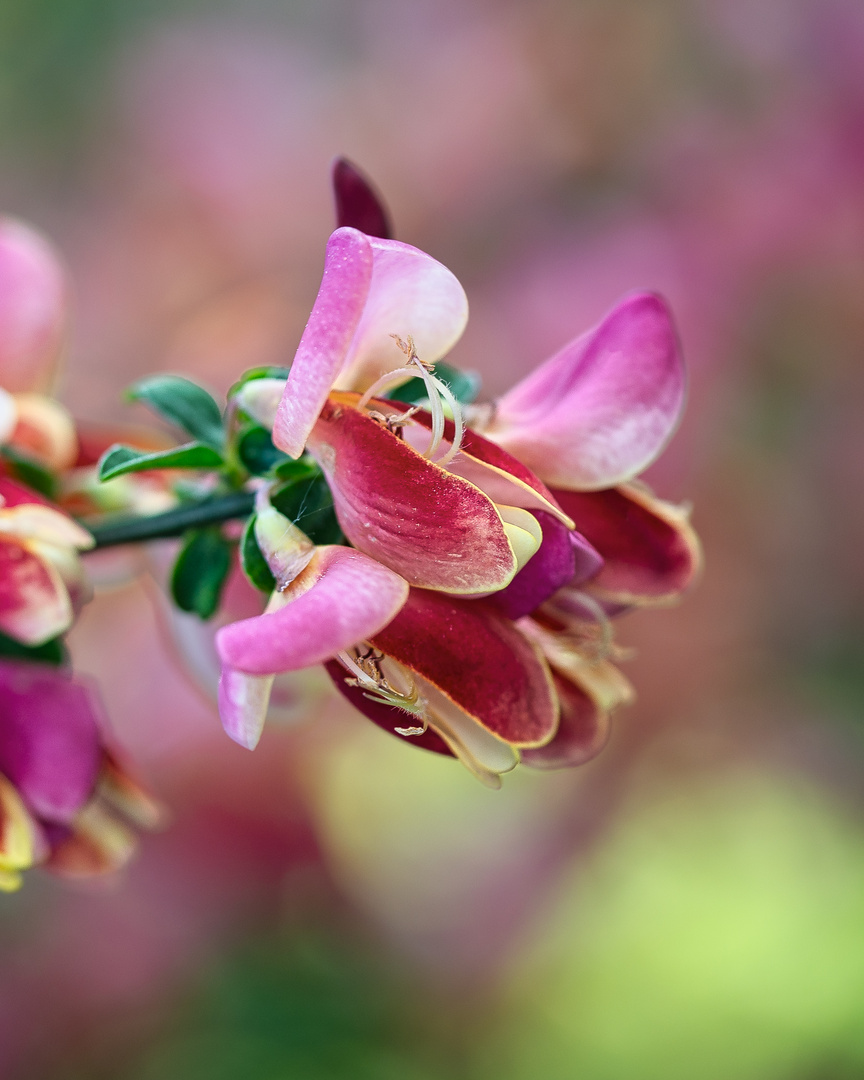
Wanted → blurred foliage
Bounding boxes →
[119,927,468,1080]
[482,771,864,1080]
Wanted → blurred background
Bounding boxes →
[3,0,864,1076]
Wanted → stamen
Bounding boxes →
[336,646,428,727]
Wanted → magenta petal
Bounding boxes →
[332,158,392,239]
[216,546,409,676]
[486,512,602,621]
[490,292,685,490]
[273,228,373,458]
[0,661,102,824]
[323,659,453,757]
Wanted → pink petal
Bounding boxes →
[216,545,409,676]
[0,661,103,824]
[553,483,702,605]
[331,158,392,239]
[489,292,685,490]
[486,511,602,621]
[307,397,519,593]
[273,228,374,458]
[218,669,275,750]
[0,538,72,645]
[521,674,611,770]
[0,475,53,509]
[369,589,558,747]
[0,218,67,394]
[332,237,468,393]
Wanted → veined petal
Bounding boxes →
[332,235,468,394]
[553,483,702,605]
[217,545,409,676]
[0,661,103,824]
[487,510,602,621]
[307,397,521,593]
[0,217,67,395]
[369,588,558,748]
[521,674,611,770]
[274,228,374,458]
[0,538,72,644]
[488,292,685,490]
[218,668,275,750]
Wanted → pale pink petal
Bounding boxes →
[273,228,373,457]
[0,538,72,644]
[216,546,409,676]
[488,292,685,490]
[332,236,468,393]
[218,669,275,750]
[0,218,68,394]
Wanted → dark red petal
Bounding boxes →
[522,674,610,770]
[369,589,557,747]
[308,398,517,594]
[553,483,701,604]
[331,158,393,239]
[486,511,601,620]
[324,658,453,756]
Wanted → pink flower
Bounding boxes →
[215,172,700,782]
[0,660,160,891]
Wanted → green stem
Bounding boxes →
[86,491,256,549]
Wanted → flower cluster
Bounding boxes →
[213,162,700,786]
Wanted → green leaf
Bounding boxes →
[386,361,481,406]
[271,474,344,546]
[127,374,225,449]
[0,446,58,499]
[0,630,66,666]
[227,365,291,400]
[272,456,321,483]
[240,515,277,593]
[171,527,233,619]
[236,425,290,476]
[97,442,224,482]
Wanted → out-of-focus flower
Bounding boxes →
[0,659,161,892]
[0,477,94,647]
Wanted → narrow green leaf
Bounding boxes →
[0,630,67,666]
[128,374,225,449]
[240,515,277,593]
[0,446,58,499]
[236,425,289,476]
[97,442,223,482]
[171,527,233,619]
[272,456,321,483]
[271,474,344,546]
[386,361,481,406]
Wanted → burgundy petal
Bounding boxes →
[332,158,393,239]
[553,483,701,604]
[522,674,611,769]
[369,589,558,747]
[307,397,519,594]
[0,661,103,824]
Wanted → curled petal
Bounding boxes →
[218,668,275,750]
[0,661,103,824]
[487,511,602,621]
[489,292,685,490]
[370,589,558,748]
[308,398,521,593]
[0,538,72,644]
[521,674,611,770]
[554,482,702,605]
[274,228,374,458]
[0,217,67,394]
[216,545,409,676]
[254,505,315,590]
[332,158,392,239]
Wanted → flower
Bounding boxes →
[215,168,700,783]
[0,659,161,891]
